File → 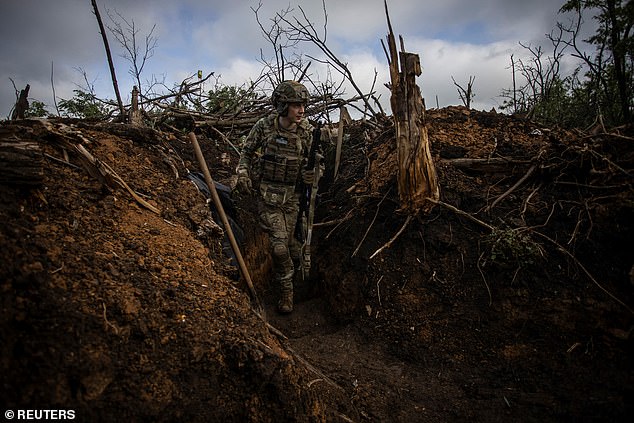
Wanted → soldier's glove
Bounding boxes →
[301,168,315,185]
[235,167,252,194]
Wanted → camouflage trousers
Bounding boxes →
[257,183,302,295]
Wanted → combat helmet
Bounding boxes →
[271,80,309,115]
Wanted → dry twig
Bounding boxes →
[486,164,537,212]
[532,230,633,314]
[477,251,493,306]
[369,214,413,259]
[352,189,390,257]
[427,198,495,232]
[75,144,160,214]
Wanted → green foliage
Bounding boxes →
[486,227,542,270]
[502,0,633,127]
[205,85,257,114]
[58,90,109,119]
[562,0,634,125]
[25,100,50,118]
[501,75,575,126]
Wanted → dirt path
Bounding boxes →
[268,293,492,423]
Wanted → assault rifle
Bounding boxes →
[294,121,322,279]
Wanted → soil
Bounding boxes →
[1,106,632,422]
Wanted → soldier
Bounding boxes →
[235,80,316,314]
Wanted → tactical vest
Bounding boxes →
[259,119,305,186]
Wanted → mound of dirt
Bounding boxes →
[307,107,634,422]
[1,107,632,422]
[0,119,322,422]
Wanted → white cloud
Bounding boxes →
[215,58,267,86]
[410,38,517,110]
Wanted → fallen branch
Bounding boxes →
[0,139,44,185]
[43,152,81,170]
[353,189,390,257]
[75,144,160,214]
[313,209,356,242]
[485,164,537,212]
[262,316,345,392]
[444,157,532,173]
[205,124,240,155]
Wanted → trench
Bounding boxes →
[231,195,442,423]
[212,121,634,422]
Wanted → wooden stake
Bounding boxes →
[188,132,265,319]
[333,106,346,179]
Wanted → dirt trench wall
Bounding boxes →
[0,121,326,422]
[303,110,633,421]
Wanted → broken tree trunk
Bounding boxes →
[334,105,351,180]
[384,1,439,213]
[11,84,30,120]
[0,138,44,186]
[91,0,125,118]
[129,86,143,126]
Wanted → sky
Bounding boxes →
[0,0,594,118]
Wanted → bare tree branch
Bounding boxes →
[90,0,124,118]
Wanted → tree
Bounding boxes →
[26,100,50,118]
[58,90,109,119]
[452,75,476,108]
[106,9,158,102]
[499,0,632,128]
[206,84,259,115]
[252,0,378,119]
[560,0,633,124]
[252,2,303,84]
[500,25,569,124]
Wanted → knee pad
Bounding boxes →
[272,241,288,260]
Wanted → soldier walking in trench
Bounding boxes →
[234,80,318,314]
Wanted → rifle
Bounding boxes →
[294,122,322,279]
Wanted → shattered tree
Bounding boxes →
[384,3,439,213]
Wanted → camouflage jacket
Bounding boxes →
[237,113,314,189]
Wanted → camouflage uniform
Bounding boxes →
[236,82,314,313]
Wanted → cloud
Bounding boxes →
[0,0,596,117]
[410,38,517,110]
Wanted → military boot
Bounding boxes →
[277,288,294,314]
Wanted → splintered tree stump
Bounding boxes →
[384,2,439,213]
[11,84,30,121]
